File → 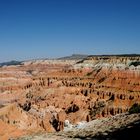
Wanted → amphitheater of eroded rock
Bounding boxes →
[0,55,140,139]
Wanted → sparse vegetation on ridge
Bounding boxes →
[129,103,140,114]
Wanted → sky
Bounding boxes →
[0,0,140,62]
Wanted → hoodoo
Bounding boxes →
[0,55,140,139]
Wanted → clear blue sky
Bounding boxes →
[0,0,140,62]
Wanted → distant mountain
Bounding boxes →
[0,60,22,67]
[57,54,89,60]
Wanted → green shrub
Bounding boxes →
[129,103,140,114]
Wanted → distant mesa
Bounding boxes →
[88,54,140,57]
[0,60,22,67]
[1,54,140,67]
[57,54,89,60]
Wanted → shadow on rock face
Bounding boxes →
[83,121,140,140]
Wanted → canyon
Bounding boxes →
[0,55,140,140]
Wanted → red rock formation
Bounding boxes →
[0,56,140,139]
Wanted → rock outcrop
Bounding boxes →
[0,55,140,139]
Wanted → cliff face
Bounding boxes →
[0,56,140,139]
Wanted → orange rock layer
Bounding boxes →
[0,56,140,139]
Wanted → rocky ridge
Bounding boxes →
[16,113,140,140]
